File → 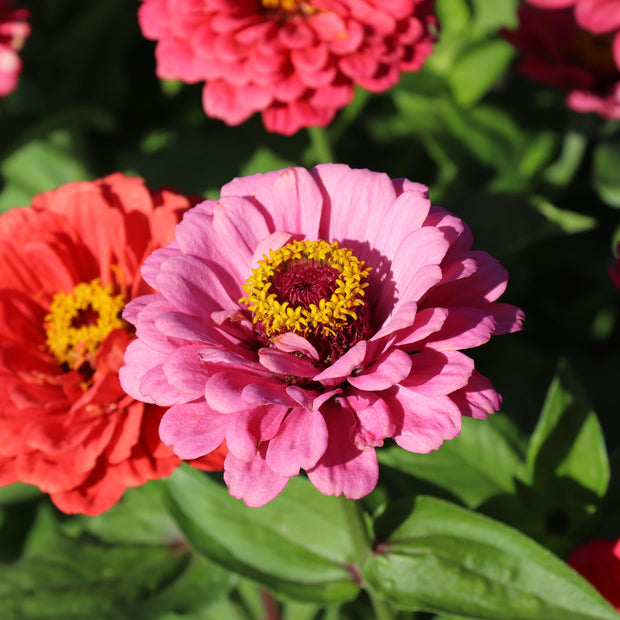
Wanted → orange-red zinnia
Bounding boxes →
[0,174,225,516]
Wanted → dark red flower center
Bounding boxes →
[44,279,127,380]
[240,239,374,369]
[570,31,619,82]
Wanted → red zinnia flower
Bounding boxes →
[569,538,620,610]
[0,174,226,516]
[0,0,30,97]
[138,0,438,135]
[505,2,620,118]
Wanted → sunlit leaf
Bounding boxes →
[366,496,619,619]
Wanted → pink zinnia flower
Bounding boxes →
[0,174,226,516]
[0,0,30,97]
[121,165,524,507]
[505,2,620,118]
[137,0,438,135]
[569,538,620,610]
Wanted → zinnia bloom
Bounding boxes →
[0,0,30,97]
[569,538,620,610]
[505,2,620,118]
[121,164,524,507]
[0,174,226,516]
[137,0,438,135]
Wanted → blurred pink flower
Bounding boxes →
[569,538,620,611]
[137,0,438,135]
[121,165,524,507]
[0,0,30,97]
[506,2,620,118]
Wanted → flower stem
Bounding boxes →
[307,125,334,164]
[337,496,395,620]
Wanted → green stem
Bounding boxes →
[307,125,335,164]
[337,496,395,620]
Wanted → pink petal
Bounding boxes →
[162,344,209,398]
[241,379,294,407]
[314,340,367,386]
[120,340,165,403]
[451,370,502,420]
[372,301,419,341]
[575,0,620,33]
[371,189,432,258]
[204,370,264,413]
[251,231,295,269]
[306,401,379,499]
[226,405,289,461]
[327,168,398,253]
[404,350,474,396]
[270,167,324,238]
[285,385,341,410]
[481,302,525,335]
[348,348,412,391]
[266,407,329,476]
[421,308,497,351]
[428,251,509,306]
[259,348,318,377]
[224,448,290,507]
[140,364,194,406]
[394,307,449,348]
[343,392,395,450]
[155,254,239,320]
[272,331,319,360]
[160,401,229,459]
[387,388,462,453]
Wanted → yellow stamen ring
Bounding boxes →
[240,239,370,338]
[44,279,126,369]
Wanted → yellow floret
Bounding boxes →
[240,240,370,338]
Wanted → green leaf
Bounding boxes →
[0,535,191,619]
[378,415,526,509]
[531,197,598,235]
[526,360,610,504]
[449,39,515,107]
[592,137,620,207]
[0,130,90,211]
[165,466,360,605]
[469,0,518,33]
[365,496,619,619]
[61,480,181,547]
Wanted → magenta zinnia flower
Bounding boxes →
[506,1,620,118]
[137,0,438,135]
[0,0,30,97]
[121,165,524,507]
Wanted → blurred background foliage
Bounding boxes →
[1,0,620,616]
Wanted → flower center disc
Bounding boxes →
[260,0,316,17]
[241,239,373,367]
[44,279,126,371]
[570,31,619,80]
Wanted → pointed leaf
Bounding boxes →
[165,466,360,604]
[526,360,609,502]
[366,496,619,619]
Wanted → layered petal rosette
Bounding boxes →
[121,165,524,507]
[0,0,30,97]
[138,0,438,135]
[506,1,620,118]
[0,174,226,516]
[569,538,620,610]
